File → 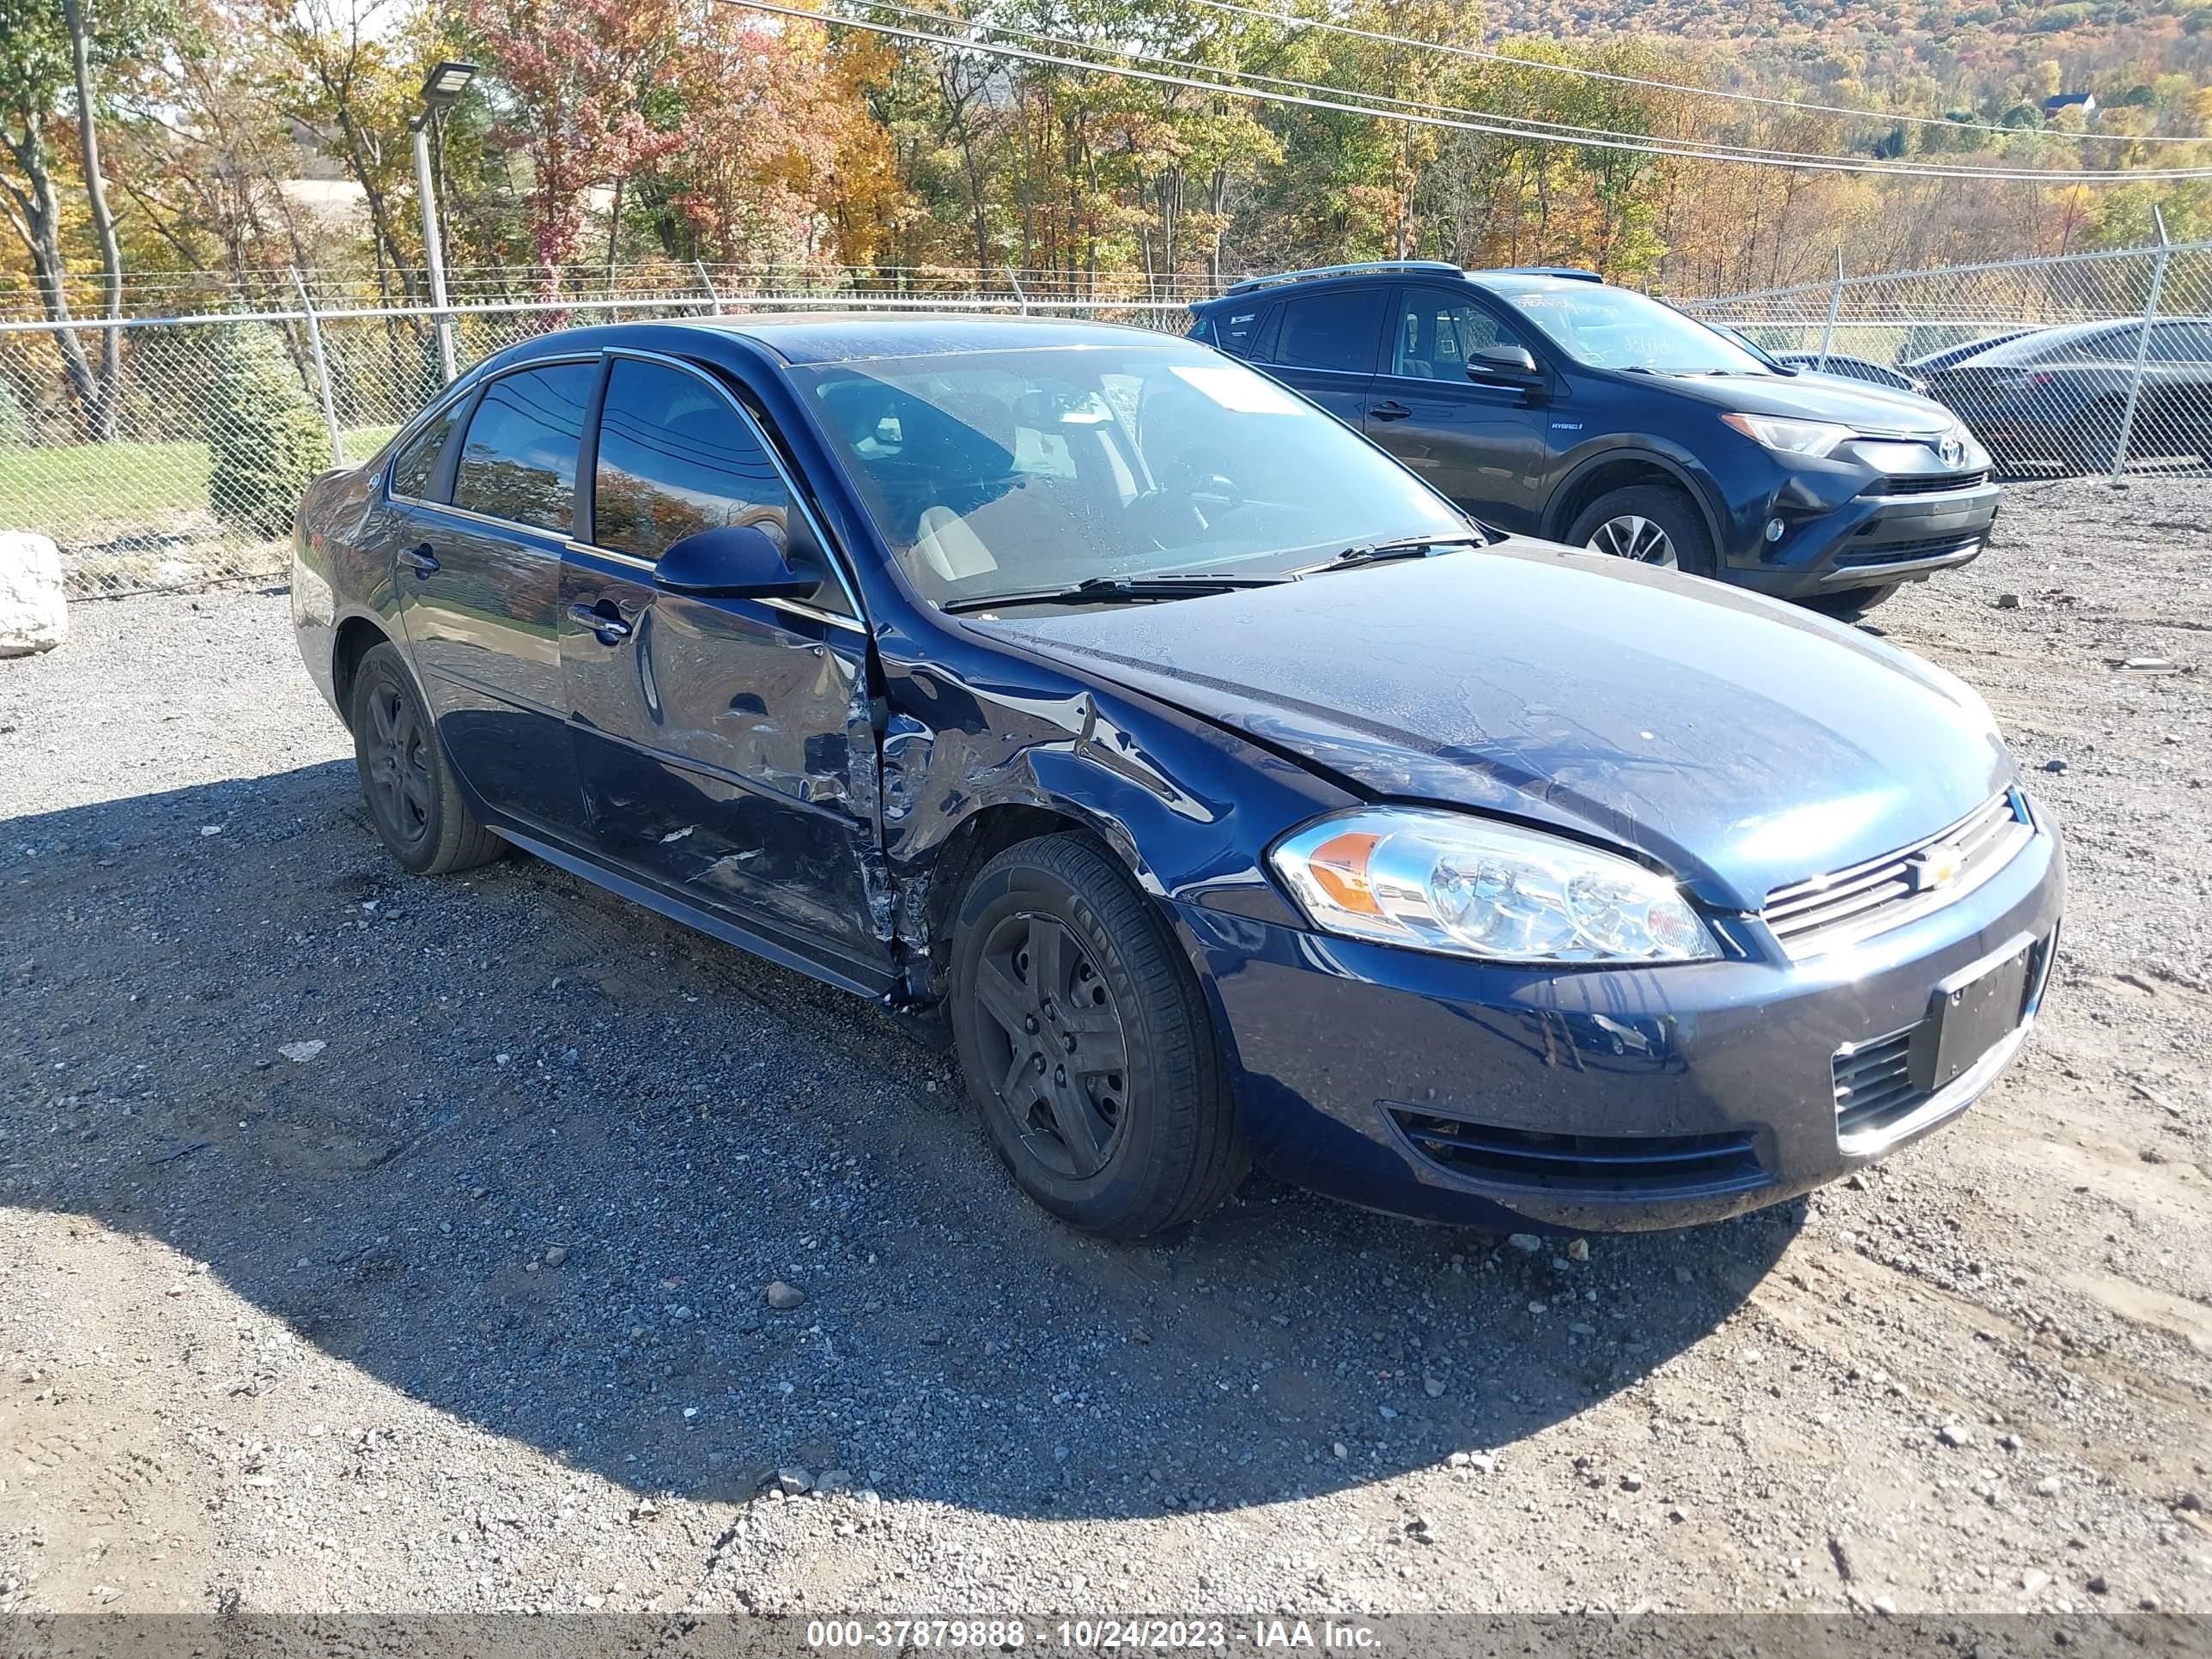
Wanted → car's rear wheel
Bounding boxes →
[1802,582,1900,621]
[948,833,1248,1239]
[349,641,505,876]
[1565,485,1717,579]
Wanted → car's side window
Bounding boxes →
[2037,331,2124,366]
[1391,290,1527,380]
[2148,322,2212,363]
[451,362,596,535]
[1273,289,1388,374]
[1209,304,1275,361]
[390,398,466,501]
[594,357,855,617]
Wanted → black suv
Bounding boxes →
[1189,262,2001,613]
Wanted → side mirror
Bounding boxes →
[1468,343,1540,380]
[653,524,819,601]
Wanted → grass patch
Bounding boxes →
[0,438,211,544]
[0,424,395,545]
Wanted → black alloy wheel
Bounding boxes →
[348,641,504,876]
[972,908,1131,1179]
[948,834,1249,1238]
[361,672,434,854]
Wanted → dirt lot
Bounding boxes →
[2,475,2209,1620]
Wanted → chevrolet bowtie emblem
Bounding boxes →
[1907,847,1965,891]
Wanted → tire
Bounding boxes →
[348,641,505,876]
[1564,484,1717,580]
[948,833,1249,1239]
[2069,399,2126,477]
[1802,582,1900,621]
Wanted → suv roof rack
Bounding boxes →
[1479,265,1604,283]
[1223,259,1462,297]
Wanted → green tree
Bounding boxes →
[204,325,332,539]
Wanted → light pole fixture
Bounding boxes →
[419,60,478,107]
[410,60,477,383]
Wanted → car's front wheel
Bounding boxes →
[948,833,1249,1238]
[349,641,505,876]
[1565,484,1717,580]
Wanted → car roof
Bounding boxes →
[1194,267,1613,315]
[641,312,1192,366]
[1960,315,2209,365]
[1195,264,1613,309]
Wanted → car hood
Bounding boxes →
[988,543,2013,911]
[1656,370,1956,437]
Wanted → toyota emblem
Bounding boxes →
[1938,434,1964,468]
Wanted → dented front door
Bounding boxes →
[559,352,890,974]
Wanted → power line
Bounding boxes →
[742,0,2212,182]
[856,0,2109,173]
[1177,0,2209,147]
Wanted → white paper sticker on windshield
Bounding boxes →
[1170,363,1304,414]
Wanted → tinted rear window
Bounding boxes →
[1206,304,1275,360]
[1273,289,1387,374]
[452,362,597,534]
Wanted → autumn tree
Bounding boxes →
[259,0,440,303]
[465,0,689,271]
[644,9,849,268]
[0,0,169,434]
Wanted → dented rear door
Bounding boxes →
[560,351,891,975]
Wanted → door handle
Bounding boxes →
[568,601,633,643]
[399,544,440,574]
[1370,400,1413,422]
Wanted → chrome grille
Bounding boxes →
[1763,793,2031,959]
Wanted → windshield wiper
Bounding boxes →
[941,574,1285,615]
[1293,534,1487,576]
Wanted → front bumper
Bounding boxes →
[1724,476,2002,598]
[1176,807,2063,1232]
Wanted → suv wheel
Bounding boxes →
[1565,485,1717,579]
[948,833,1249,1239]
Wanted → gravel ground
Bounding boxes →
[2,476,2209,1620]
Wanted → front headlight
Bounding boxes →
[1269,809,1720,964]
[1722,411,1855,459]
[1950,421,1992,471]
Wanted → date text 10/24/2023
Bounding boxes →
[804,1620,1384,1650]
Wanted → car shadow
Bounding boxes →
[1,762,1799,1521]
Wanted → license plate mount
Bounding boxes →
[1909,944,2033,1093]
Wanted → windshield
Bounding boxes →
[1501,283,1775,376]
[793,344,1470,608]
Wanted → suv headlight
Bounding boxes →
[1269,809,1720,964]
[1950,421,1992,471]
[1722,411,1855,459]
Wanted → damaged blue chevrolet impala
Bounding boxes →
[292,316,2064,1239]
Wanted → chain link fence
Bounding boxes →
[0,272,1190,598]
[1685,232,2212,483]
[7,242,2209,600]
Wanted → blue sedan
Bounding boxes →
[292,316,2064,1238]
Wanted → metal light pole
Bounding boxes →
[412,60,478,385]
